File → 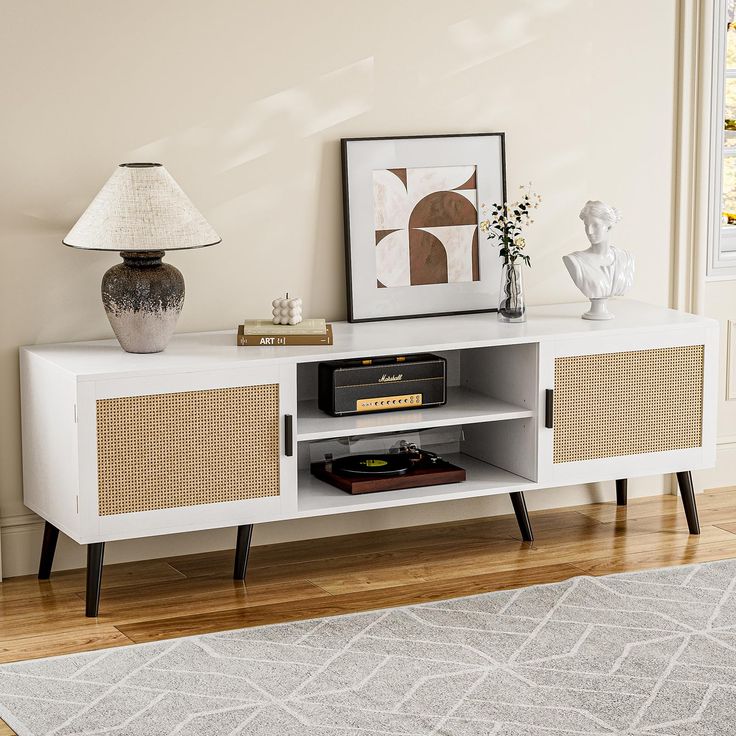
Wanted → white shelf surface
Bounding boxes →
[20,300,717,381]
[296,387,533,441]
[296,453,535,517]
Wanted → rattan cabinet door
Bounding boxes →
[537,330,715,487]
[77,364,297,542]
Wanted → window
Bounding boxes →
[708,0,736,275]
[722,18,736,251]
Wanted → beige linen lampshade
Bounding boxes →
[63,162,220,354]
[63,163,220,251]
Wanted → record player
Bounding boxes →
[310,442,466,495]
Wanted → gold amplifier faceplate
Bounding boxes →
[356,394,422,412]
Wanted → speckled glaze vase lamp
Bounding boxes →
[62,163,221,353]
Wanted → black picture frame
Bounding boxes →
[341,133,507,323]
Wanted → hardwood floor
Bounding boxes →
[2,486,736,735]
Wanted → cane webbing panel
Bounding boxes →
[553,345,704,464]
[96,384,280,515]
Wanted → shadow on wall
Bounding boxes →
[113,2,580,319]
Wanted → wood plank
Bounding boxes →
[236,537,527,583]
[713,518,736,534]
[0,579,328,639]
[168,521,516,576]
[303,542,540,594]
[116,563,582,643]
[308,525,733,594]
[571,537,736,575]
[522,523,733,561]
[702,484,736,494]
[167,509,600,577]
[77,578,332,625]
[574,488,736,524]
[0,559,185,604]
[0,626,132,664]
[162,513,602,596]
[170,535,518,583]
[0,593,118,640]
[0,720,15,736]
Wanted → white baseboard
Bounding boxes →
[693,437,736,491]
[0,476,666,579]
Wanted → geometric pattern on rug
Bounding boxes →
[3,560,736,734]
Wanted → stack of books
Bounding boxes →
[237,318,333,347]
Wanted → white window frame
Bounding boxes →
[708,0,736,278]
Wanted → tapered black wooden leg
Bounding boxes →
[233,524,254,581]
[676,471,700,535]
[38,521,59,580]
[86,543,105,617]
[510,492,534,542]
[616,479,628,506]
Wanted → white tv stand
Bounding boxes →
[19,300,718,616]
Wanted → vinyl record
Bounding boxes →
[332,453,411,477]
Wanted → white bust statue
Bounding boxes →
[563,200,634,320]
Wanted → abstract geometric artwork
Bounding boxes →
[3,560,736,734]
[342,134,505,321]
[373,166,479,288]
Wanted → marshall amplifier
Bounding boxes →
[318,353,447,417]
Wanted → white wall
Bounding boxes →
[0,0,680,577]
[699,281,736,492]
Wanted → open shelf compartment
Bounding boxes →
[293,342,539,518]
[296,451,535,516]
[295,343,538,441]
[295,413,538,517]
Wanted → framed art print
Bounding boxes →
[341,133,506,322]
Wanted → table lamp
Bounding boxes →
[63,163,221,353]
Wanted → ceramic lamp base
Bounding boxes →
[101,251,184,353]
[582,298,614,321]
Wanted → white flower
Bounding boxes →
[515,236,526,248]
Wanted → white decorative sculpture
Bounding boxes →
[563,200,635,320]
[272,294,303,325]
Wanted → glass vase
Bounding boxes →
[498,262,526,322]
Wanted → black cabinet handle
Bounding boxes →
[545,389,554,429]
[284,414,294,456]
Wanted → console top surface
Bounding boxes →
[21,300,715,381]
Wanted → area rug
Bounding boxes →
[2,560,736,735]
